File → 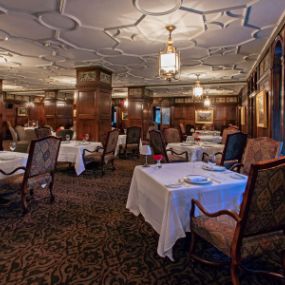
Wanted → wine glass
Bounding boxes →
[84,133,89,142]
[65,134,70,142]
[9,141,16,152]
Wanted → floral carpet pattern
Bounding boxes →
[0,159,283,285]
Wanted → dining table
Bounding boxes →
[126,161,247,260]
[57,140,102,175]
[167,142,224,161]
[0,151,28,180]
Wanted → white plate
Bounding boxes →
[202,164,226,172]
[165,183,183,188]
[181,143,194,146]
[184,175,212,185]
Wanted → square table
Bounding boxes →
[167,142,224,161]
[126,161,247,260]
[57,140,102,175]
[0,151,28,180]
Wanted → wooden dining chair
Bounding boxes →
[119,126,141,159]
[83,129,120,176]
[231,137,283,175]
[221,127,240,144]
[0,136,61,214]
[149,130,188,163]
[190,157,285,285]
[35,127,52,139]
[203,132,248,168]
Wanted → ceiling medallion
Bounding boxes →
[193,74,203,101]
[133,0,182,16]
[159,25,180,82]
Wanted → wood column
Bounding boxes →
[75,66,112,142]
[126,87,153,139]
[0,79,3,150]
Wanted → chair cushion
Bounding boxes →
[167,153,187,162]
[192,215,236,256]
[85,152,115,165]
[192,215,285,258]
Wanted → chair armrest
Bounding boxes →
[166,149,189,160]
[83,146,104,156]
[190,199,241,222]
[0,166,26,176]
[230,163,243,173]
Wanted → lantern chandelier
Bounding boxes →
[159,25,180,82]
[193,74,204,100]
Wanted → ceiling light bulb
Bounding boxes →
[4,36,8,41]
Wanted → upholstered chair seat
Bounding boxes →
[192,215,285,259]
[84,152,115,165]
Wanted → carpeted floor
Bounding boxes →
[0,158,283,285]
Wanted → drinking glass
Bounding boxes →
[85,133,89,142]
[65,134,70,142]
[9,141,16,152]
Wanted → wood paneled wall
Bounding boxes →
[243,19,285,148]
[44,91,73,130]
[75,66,112,142]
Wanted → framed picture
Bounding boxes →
[256,90,267,128]
[17,106,28,117]
[122,112,128,120]
[240,106,245,126]
[195,110,214,124]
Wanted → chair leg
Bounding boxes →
[282,250,285,278]
[21,186,29,215]
[230,262,240,285]
[49,177,55,203]
[189,231,197,257]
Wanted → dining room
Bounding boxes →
[0,1,285,285]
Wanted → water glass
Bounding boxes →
[65,134,70,142]
[9,141,16,152]
[85,133,89,142]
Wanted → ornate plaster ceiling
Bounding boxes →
[0,0,283,93]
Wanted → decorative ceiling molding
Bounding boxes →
[0,0,282,93]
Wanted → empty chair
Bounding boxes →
[203,132,248,168]
[56,129,74,141]
[163,127,181,144]
[232,137,283,175]
[119,126,141,159]
[83,129,120,176]
[146,123,158,142]
[15,125,27,141]
[189,157,285,284]
[0,136,61,214]
[149,130,188,163]
[35,127,52,139]
[221,127,240,144]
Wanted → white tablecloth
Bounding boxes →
[126,161,247,260]
[58,141,102,175]
[0,151,28,180]
[189,135,222,144]
[115,135,142,156]
[194,130,221,136]
[167,142,224,161]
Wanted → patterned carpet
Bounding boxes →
[0,158,283,285]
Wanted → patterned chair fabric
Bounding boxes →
[149,130,188,163]
[35,127,52,139]
[56,129,74,141]
[0,137,61,213]
[221,127,240,144]
[163,128,181,144]
[242,137,282,175]
[190,157,285,283]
